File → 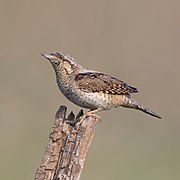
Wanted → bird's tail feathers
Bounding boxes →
[122,96,162,119]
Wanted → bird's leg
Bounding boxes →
[85,108,102,119]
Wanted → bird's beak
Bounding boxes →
[41,53,53,60]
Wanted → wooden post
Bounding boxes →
[34,105,100,180]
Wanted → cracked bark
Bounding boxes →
[34,105,100,180]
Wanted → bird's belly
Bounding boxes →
[60,85,123,110]
[74,91,112,109]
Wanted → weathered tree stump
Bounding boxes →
[34,105,100,180]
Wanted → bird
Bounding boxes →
[41,52,161,119]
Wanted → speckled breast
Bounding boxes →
[58,82,123,110]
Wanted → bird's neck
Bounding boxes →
[55,66,78,86]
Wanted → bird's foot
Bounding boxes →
[85,109,102,120]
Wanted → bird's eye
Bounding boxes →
[53,61,60,66]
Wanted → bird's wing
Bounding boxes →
[74,72,138,95]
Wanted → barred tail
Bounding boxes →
[122,96,162,119]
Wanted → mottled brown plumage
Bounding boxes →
[75,72,138,94]
[42,52,161,119]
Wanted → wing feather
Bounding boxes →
[74,72,138,95]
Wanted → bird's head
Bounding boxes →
[41,52,80,75]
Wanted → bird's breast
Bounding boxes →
[58,82,125,110]
[56,75,125,110]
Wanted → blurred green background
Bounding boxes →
[0,0,179,179]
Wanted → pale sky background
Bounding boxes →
[0,1,180,180]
